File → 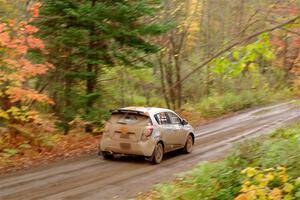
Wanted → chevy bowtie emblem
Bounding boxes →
[120,125,129,134]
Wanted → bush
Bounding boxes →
[138,123,300,200]
[235,167,300,200]
[191,89,292,118]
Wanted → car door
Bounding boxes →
[167,112,187,147]
[154,112,176,152]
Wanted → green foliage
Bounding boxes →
[141,123,300,200]
[35,0,170,132]
[188,88,292,118]
[101,65,163,108]
[211,33,274,77]
[2,148,18,157]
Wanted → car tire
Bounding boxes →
[152,143,164,164]
[183,134,193,154]
[102,151,114,160]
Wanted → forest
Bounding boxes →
[0,0,299,129]
[0,0,300,199]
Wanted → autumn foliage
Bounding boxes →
[235,167,300,200]
[0,121,100,173]
[0,2,53,122]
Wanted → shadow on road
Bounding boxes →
[102,149,186,164]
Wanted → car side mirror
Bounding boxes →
[181,119,188,125]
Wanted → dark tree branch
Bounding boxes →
[171,15,300,89]
[280,27,300,37]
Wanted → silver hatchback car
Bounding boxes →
[99,107,195,164]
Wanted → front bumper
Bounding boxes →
[100,136,156,157]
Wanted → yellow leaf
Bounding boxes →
[266,173,275,181]
[283,183,294,193]
[280,174,288,183]
[257,188,266,197]
[255,174,264,182]
[248,63,258,72]
[264,168,274,172]
[241,185,250,193]
[283,194,293,200]
[259,179,268,187]
[241,167,250,174]
[277,166,286,172]
[247,168,258,177]
[244,181,251,186]
[0,109,9,119]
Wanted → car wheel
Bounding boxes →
[183,134,193,153]
[102,151,114,160]
[152,143,164,164]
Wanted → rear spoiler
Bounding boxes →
[110,109,149,116]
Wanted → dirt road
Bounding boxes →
[1,101,300,200]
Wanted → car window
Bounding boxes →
[167,112,182,124]
[154,112,171,125]
[109,113,150,125]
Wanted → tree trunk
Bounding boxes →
[158,53,171,108]
[174,55,182,109]
[166,50,176,110]
[85,0,97,133]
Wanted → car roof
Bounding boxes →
[119,107,174,115]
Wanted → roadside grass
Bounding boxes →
[184,88,292,118]
[137,122,300,200]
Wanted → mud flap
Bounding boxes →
[144,155,153,162]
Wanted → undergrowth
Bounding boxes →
[184,88,292,118]
[137,122,300,200]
